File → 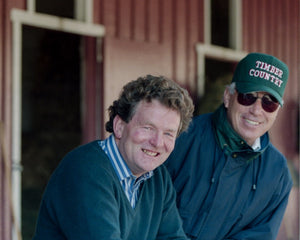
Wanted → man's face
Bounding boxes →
[114,99,180,177]
[224,89,279,146]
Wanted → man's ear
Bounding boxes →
[113,115,125,139]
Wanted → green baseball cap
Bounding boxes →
[232,52,289,106]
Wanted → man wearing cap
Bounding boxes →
[165,52,293,240]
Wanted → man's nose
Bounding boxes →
[250,98,263,114]
[150,132,164,147]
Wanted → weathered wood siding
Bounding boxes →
[94,0,204,122]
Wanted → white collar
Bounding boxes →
[251,137,261,151]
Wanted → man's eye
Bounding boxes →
[264,94,277,103]
[245,93,256,101]
[164,132,175,138]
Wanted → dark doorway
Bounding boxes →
[196,58,236,115]
[21,25,82,240]
[211,0,229,47]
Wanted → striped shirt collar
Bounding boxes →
[98,135,153,208]
[98,135,153,182]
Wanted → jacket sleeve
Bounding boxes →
[224,171,293,240]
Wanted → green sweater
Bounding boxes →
[33,141,188,240]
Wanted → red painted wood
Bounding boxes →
[186,0,203,92]
[102,0,117,36]
[133,0,146,41]
[118,0,132,39]
[173,0,188,84]
[148,0,160,42]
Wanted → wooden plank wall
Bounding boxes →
[95,0,204,98]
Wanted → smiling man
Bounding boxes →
[33,75,194,240]
[165,53,293,240]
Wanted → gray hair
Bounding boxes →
[227,82,236,95]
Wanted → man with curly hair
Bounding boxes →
[33,75,194,240]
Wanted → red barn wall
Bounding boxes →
[94,0,204,124]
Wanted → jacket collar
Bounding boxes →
[212,104,269,161]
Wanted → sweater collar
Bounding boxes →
[212,105,269,161]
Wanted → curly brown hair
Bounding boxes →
[105,75,194,136]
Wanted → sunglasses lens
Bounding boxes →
[237,93,257,106]
[261,95,279,112]
[237,93,279,113]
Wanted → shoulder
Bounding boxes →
[264,143,288,168]
[51,141,112,180]
[165,113,215,174]
[147,165,174,190]
[263,143,293,186]
[43,141,118,198]
[177,112,213,142]
[64,140,106,161]
[154,164,172,179]
[145,165,176,200]
[188,112,212,131]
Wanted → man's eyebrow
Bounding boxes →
[165,128,178,133]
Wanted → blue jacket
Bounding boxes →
[165,111,293,240]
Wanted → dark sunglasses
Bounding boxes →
[237,92,279,113]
